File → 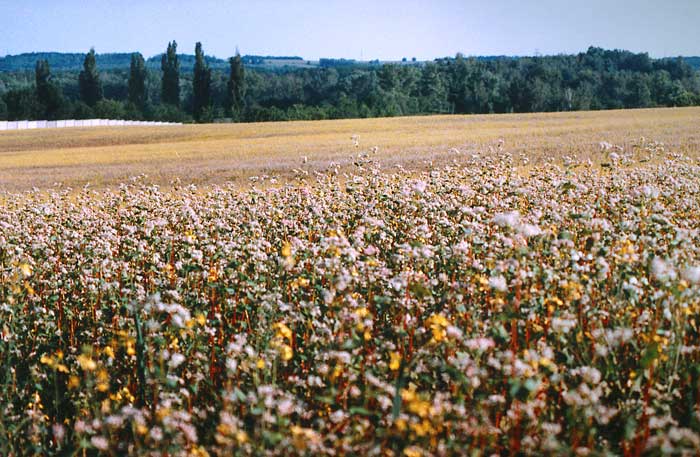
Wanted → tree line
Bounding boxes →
[0,45,699,123]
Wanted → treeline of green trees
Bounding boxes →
[0,45,699,123]
[0,42,245,122]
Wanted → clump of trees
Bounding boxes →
[1,45,699,123]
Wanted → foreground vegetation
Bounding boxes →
[0,141,699,454]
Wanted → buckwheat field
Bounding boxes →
[1,133,700,455]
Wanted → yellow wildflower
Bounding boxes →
[19,262,32,277]
[355,307,370,318]
[281,241,292,258]
[77,354,97,371]
[280,344,294,361]
[274,322,293,342]
[208,267,219,282]
[126,340,136,356]
[389,352,402,371]
[425,313,450,343]
[68,376,80,390]
[235,430,249,444]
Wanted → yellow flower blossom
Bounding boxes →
[425,313,450,343]
[280,344,294,361]
[235,430,249,444]
[281,241,292,258]
[274,322,293,342]
[19,262,33,277]
[389,351,402,371]
[68,376,80,390]
[207,267,219,282]
[77,354,97,371]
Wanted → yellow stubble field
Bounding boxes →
[0,106,698,191]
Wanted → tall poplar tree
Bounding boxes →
[78,48,103,107]
[192,42,212,122]
[128,53,147,111]
[161,41,180,106]
[226,52,245,119]
[35,59,63,119]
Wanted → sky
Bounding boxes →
[1,0,699,60]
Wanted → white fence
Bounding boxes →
[0,119,181,131]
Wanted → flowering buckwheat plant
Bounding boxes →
[0,147,699,456]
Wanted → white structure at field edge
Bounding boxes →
[0,119,181,131]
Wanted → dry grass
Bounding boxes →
[0,107,699,191]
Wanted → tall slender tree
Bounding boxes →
[78,48,103,107]
[226,52,245,119]
[161,41,180,107]
[35,59,63,119]
[192,42,212,122]
[128,53,147,111]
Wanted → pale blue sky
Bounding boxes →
[2,0,699,59]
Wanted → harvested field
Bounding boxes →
[0,107,698,190]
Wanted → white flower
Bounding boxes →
[551,317,577,334]
[446,325,463,340]
[638,185,659,198]
[277,398,295,416]
[168,352,186,369]
[492,211,520,229]
[465,337,495,351]
[412,180,427,194]
[225,357,238,372]
[90,436,109,451]
[517,223,542,237]
[453,240,470,255]
[489,275,508,292]
[682,266,700,284]
[651,257,676,282]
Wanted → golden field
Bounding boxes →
[0,106,699,190]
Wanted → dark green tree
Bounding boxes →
[161,41,180,106]
[3,88,42,120]
[226,53,245,119]
[35,59,64,119]
[0,96,7,120]
[128,53,147,111]
[448,54,470,113]
[418,63,447,113]
[625,74,652,108]
[78,48,103,107]
[192,42,212,122]
[378,64,400,91]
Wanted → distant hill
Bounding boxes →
[144,54,229,70]
[685,57,700,70]
[0,52,308,72]
[0,52,135,71]
[4,51,698,73]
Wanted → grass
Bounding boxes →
[0,106,699,190]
